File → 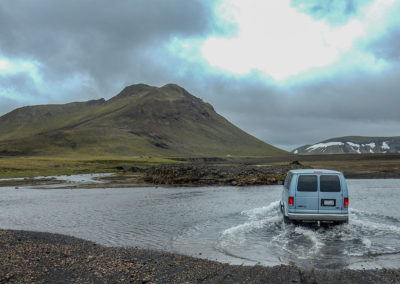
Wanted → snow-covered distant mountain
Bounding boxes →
[292,136,400,154]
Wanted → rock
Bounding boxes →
[143,162,306,186]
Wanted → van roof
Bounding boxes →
[288,169,343,175]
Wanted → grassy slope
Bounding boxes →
[0,156,180,178]
[0,100,106,141]
[0,84,286,158]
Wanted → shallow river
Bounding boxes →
[1,177,399,269]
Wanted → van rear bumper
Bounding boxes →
[287,213,348,222]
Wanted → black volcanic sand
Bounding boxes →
[1,230,399,283]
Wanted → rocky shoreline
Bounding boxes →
[1,159,400,189]
[1,229,399,283]
[0,162,306,188]
[141,163,305,186]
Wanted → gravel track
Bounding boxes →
[1,230,399,283]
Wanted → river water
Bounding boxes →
[0,177,399,269]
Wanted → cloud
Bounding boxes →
[290,0,373,25]
[168,0,398,83]
[367,27,400,62]
[1,0,400,151]
[0,0,213,102]
[179,54,400,150]
[193,0,394,81]
[0,96,20,116]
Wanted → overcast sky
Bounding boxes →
[1,0,400,150]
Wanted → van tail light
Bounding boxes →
[288,196,294,205]
[344,197,349,207]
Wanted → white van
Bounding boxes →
[280,169,349,224]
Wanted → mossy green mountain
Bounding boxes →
[0,84,286,157]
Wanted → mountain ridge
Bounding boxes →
[292,136,400,154]
[0,84,286,157]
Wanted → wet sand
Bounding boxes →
[1,229,399,283]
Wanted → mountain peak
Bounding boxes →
[161,83,182,89]
[0,83,286,157]
[110,84,154,101]
[110,83,194,102]
[161,83,186,92]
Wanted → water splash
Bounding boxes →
[241,201,280,220]
[216,200,400,268]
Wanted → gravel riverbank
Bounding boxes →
[0,163,306,188]
[1,230,399,283]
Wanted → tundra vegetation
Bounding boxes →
[0,84,399,183]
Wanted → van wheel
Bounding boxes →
[283,215,291,224]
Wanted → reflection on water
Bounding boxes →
[0,178,399,269]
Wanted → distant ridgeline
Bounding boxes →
[0,83,286,157]
[292,136,400,154]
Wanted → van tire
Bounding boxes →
[283,215,291,224]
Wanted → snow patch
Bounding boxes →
[294,149,298,154]
[364,142,376,149]
[306,142,344,152]
[346,142,359,148]
[382,141,390,150]
[346,142,361,154]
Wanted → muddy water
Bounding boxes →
[0,177,399,269]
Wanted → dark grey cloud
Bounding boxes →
[1,0,400,151]
[185,66,400,151]
[368,28,400,62]
[0,0,213,100]
[0,73,38,96]
[0,97,20,116]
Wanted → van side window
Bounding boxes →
[297,175,317,192]
[284,173,292,189]
[320,175,341,192]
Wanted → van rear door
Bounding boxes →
[318,175,342,213]
[295,175,319,213]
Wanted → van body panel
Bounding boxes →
[287,213,349,221]
[294,175,319,213]
[318,174,343,213]
[281,169,349,223]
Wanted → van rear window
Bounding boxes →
[320,175,341,192]
[297,175,317,192]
